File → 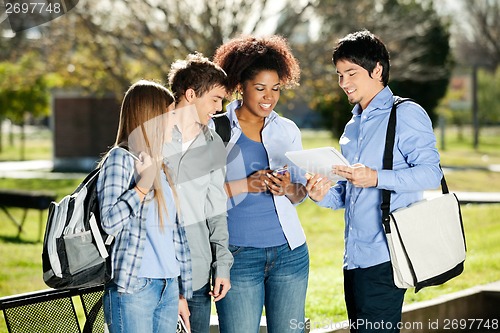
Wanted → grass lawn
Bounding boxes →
[0,126,499,332]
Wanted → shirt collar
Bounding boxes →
[201,124,214,141]
[352,86,394,117]
[226,99,279,127]
[172,123,213,142]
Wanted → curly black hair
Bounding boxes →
[213,35,300,93]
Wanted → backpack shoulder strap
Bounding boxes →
[212,115,231,145]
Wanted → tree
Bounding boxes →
[1,0,451,139]
[301,0,452,137]
[449,0,500,149]
[478,67,500,125]
[0,53,50,158]
[10,0,314,97]
[453,0,500,70]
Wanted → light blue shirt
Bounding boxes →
[226,132,287,247]
[225,100,307,250]
[316,87,442,269]
[138,173,180,278]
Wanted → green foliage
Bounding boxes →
[478,67,500,125]
[387,1,453,124]
[312,91,353,138]
[308,0,452,136]
[0,53,51,123]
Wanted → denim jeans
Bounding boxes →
[104,278,179,333]
[187,283,211,333]
[216,243,309,333]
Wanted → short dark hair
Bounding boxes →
[213,35,300,93]
[332,30,390,86]
[168,52,228,103]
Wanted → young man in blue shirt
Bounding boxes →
[306,30,442,332]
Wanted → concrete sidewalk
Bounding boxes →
[0,160,85,179]
[0,160,500,203]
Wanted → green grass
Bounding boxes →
[301,129,500,193]
[0,178,84,199]
[1,126,500,332]
[0,127,52,161]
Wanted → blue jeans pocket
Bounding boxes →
[133,277,151,293]
[228,245,243,256]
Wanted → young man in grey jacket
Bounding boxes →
[167,53,233,333]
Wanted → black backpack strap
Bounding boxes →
[212,115,231,145]
[380,97,415,233]
[380,97,448,233]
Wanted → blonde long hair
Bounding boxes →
[112,79,177,229]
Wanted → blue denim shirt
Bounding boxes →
[224,100,307,250]
[316,87,442,269]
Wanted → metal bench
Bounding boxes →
[0,285,105,333]
[0,189,56,241]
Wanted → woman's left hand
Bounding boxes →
[178,296,191,332]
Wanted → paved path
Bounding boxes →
[0,160,85,179]
[0,160,500,203]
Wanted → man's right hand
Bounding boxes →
[305,173,331,202]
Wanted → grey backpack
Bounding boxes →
[41,147,135,288]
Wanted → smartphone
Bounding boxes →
[273,166,288,176]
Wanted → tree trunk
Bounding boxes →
[472,65,480,150]
[20,121,25,161]
[0,118,3,153]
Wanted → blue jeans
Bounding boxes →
[216,243,309,333]
[104,278,179,333]
[187,283,211,333]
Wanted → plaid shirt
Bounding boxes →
[97,147,192,298]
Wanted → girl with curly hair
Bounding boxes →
[213,35,309,333]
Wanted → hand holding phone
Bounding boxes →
[266,166,291,196]
[273,166,288,176]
